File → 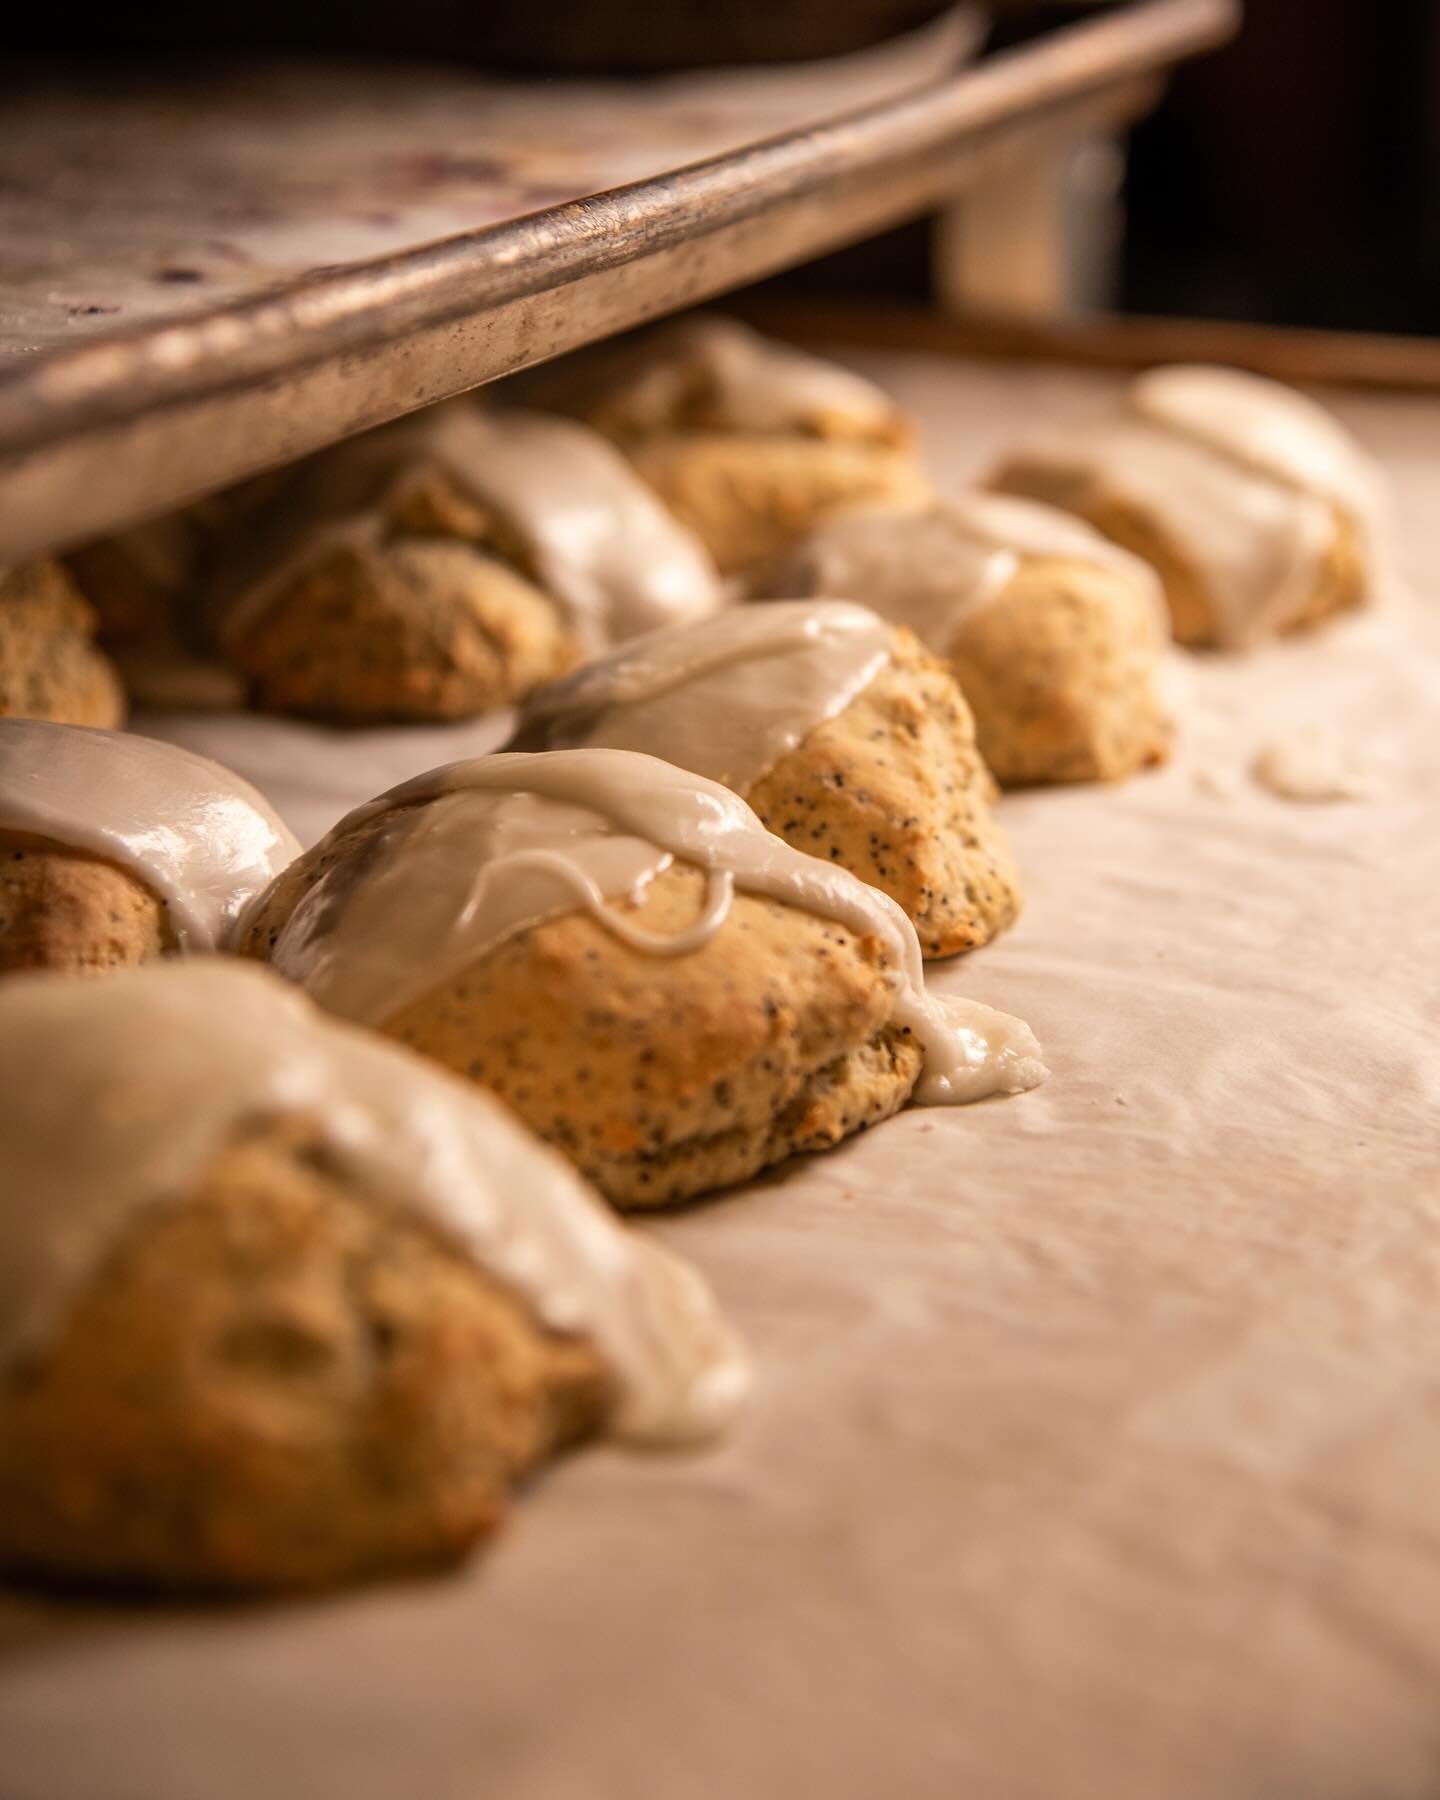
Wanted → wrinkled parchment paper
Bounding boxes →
[2,353,1437,1800]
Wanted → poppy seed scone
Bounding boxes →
[0,720,299,976]
[0,960,745,1592]
[989,364,1387,649]
[514,601,1021,957]
[520,316,931,575]
[208,405,722,721]
[0,558,126,728]
[757,497,1172,787]
[240,750,1045,1208]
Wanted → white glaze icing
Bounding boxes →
[997,414,1337,647]
[0,719,299,951]
[1131,365,1388,535]
[1249,729,1380,802]
[268,749,1047,1105]
[996,364,1387,647]
[514,600,894,792]
[597,316,907,441]
[757,495,1168,651]
[0,959,747,1446]
[222,405,722,653]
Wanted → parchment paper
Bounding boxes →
[1,354,1437,1800]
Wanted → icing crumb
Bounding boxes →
[1193,765,1242,800]
[1250,730,1381,803]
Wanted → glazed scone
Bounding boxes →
[209,405,722,721]
[514,601,1021,956]
[0,559,125,728]
[0,719,299,975]
[239,750,1045,1208]
[756,497,1173,787]
[989,364,1386,648]
[520,316,931,575]
[0,960,745,1592]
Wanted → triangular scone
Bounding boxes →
[0,720,298,976]
[988,364,1384,648]
[0,559,125,729]
[208,405,721,722]
[757,497,1172,787]
[0,960,744,1590]
[238,751,1044,1208]
[516,315,932,575]
[516,602,1020,957]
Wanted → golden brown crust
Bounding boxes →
[627,433,931,577]
[0,1116,607,1593]
[241,858,922,1209]
[227,538,580,723]
[0,829,175,977]
[0,559,126,728]
[744,630,1021,958]
[946,559,1174,787]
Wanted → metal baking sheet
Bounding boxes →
[0,0,1235,564]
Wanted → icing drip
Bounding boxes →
[222,405,722,653]
[0,719,299,951]
[268,748,1047,1104]
[757,495,1167,651]
[0,960,748,1446]
[513,600,895,792]
[1250,729,1380,802]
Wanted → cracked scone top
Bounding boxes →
[0,958,747,1446]
[221,405,723,655]
[515,601,896,792]
[261,747,1046,1105]
[756,495,1169,652]
[0,719,299,950]
[990,363,1387,646]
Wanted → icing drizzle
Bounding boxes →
[0,959,748,1445]
[0,719,299,951]
[757,495,1167,651]
[268,748,1047,1105]
[994,364,1386,645]
[221,405,722,653]
[513,600,895,792]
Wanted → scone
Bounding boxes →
[989,363,1386,649]
[0,959,744,1592]
[64,489,271,710]
[519,315,932,575]
[208,405,722,721]
[0,559,126,728]
[0,719,299,975]
[513,600,1021,956]
[239,749,1046,1208]
[756,496,1173,787]
[64,491,246,649]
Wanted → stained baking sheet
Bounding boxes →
[2,351,1438,1799]
[0,0,1235,565]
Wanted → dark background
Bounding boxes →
[4,0,1437,335]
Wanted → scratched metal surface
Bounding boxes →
[0,0,1234,563]
[0,11,980,359]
